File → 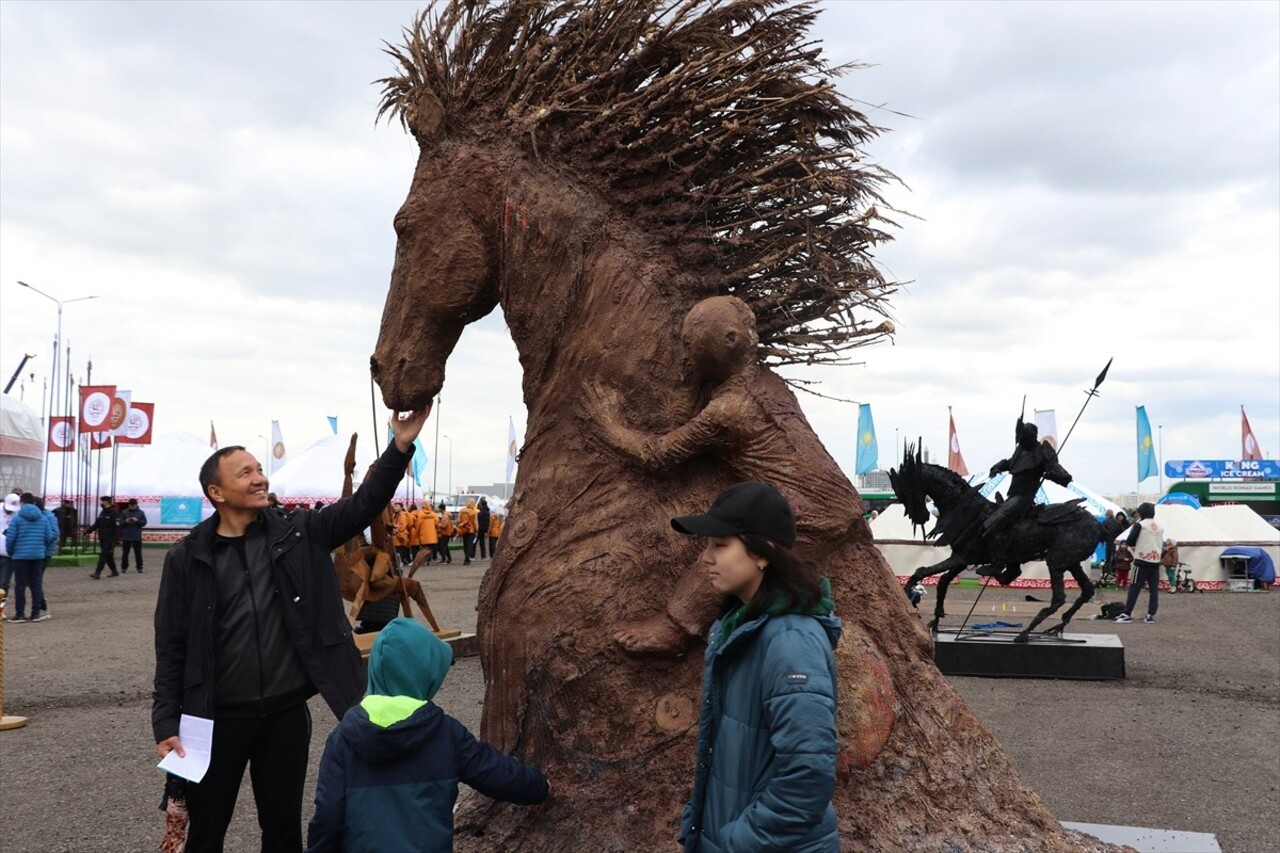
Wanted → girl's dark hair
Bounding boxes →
[734,532,823,621]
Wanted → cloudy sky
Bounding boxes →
[1,0,1276,499]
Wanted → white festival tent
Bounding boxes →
[268,434,379,505]
[267,434,434,509]
[114,431,217,501]
[0,392,44,496]
[1138,505,1278,589]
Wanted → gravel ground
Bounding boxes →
[1,558,1276,852]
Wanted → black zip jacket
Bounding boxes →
[88,506,119,542]
[152,442,413,743]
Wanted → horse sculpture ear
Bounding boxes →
[407,88,445,142]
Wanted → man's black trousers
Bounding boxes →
[184,703,311,853]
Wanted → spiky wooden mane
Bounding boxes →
[378,0,899,367]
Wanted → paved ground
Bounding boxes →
[1,558,1276,852]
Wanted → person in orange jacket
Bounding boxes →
[455,499,479,565]
[417,502,439,564]
[392,503,413,565]
[435,503,455,564]
[487,513,504,560]
[405,502,423,558]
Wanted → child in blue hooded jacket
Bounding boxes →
[306,618,549,852]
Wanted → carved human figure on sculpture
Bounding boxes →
[979,417,1073,584]
[583,295,858,655]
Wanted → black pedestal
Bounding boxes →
[933,630,1125,680]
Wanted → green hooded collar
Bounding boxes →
[719,575,834,643]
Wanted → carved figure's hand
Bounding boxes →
[580,383,629,449]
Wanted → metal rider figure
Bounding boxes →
[979,417,1073,584]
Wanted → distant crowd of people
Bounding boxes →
[1,490,151,621]
[387,496,504,566]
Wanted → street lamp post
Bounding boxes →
[18,281,99,497]
[443,435,453,498]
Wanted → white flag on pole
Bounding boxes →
[270,420,288,473]
[506,417,518,484]
[1034,409,1059,450]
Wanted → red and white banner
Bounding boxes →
[115,402,155,445]
[947,408,969,477]
[48,416,77,452]
[90,431,113,450]
[1242,407,1262,461]
[79,385,117,432]
[108,389,132,436]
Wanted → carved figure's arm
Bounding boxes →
[988,456,1011,478]
[612,401,733,471]
[582,383,732,469]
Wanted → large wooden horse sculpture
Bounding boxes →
[889,446,1103,642]
[369,2,1104,850]
[332,434,442,632]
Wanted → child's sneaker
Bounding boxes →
[1113,613,1132,623]
[1143,614,1155,624]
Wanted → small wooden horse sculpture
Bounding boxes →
[332,434,442,632]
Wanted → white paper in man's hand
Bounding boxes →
[157,714,214,783]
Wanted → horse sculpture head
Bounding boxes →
[369,0,902,413]
[888,443,932,533]
[369,84,503,409]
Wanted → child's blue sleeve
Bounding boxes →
[453,719,550,805]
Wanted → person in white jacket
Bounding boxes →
[0,492,18,614]
[1114,502,1163,624]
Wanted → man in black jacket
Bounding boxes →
[153,405,429,853]
[119,498,148,572]
[86,495,119,578]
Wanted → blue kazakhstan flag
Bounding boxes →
[856,403,879,475]
[1136,405,1157,481]
[411,438,428,486]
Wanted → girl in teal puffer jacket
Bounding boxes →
[674,482,842,853]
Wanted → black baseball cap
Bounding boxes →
[671,482,796,548]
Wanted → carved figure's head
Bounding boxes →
[680,296,759,384]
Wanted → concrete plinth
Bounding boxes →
[934,629,1125,680]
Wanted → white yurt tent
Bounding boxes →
[114,432,217,500]
[0,392,44,496]
[95,431,220,530]
[870,505,952,583]
[1149,504,1280,589]
[268,434,379,506]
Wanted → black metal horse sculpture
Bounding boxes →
[889,446,1102,643]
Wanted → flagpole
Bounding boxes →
[1157,425,1163,495]
[432,396,441,505]
[62,352,72,503]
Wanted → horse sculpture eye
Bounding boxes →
[394,216,409,235]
